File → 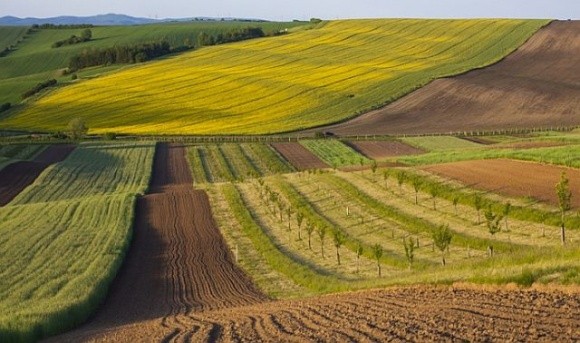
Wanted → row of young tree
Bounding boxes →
[68,41,171,71]
[21,79,57,99]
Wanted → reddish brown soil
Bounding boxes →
[347,140,424,159]
[271,142,329,170]
[47,143,266,342]
[0,144,75,206]
[424,159,580,208]
[314,20,580,136]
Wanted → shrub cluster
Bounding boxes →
[52,29,92,48]
[21,79,57,99]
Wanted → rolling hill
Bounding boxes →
[1,19,548,135]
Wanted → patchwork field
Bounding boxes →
[2,19,548,134]
[320,20,580,135]
[271,142,329,170]
[0,142,155,342]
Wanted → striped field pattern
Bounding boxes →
[4,19,547,134]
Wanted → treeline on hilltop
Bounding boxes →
[197,26,266,46]
[21,79,57,99]
[67,26,272,72]
[32,23,94,29]
[68,41,171,71]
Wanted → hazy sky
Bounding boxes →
[2,0,579,20]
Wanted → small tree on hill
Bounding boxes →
[332,230,346,265]
[403,236,415,269]
[452,196,459,215]
[68,117,88,139]
[371,161,378,175]
[396,171,407,192]
[306,222,315,250]
[485,206,502,257]
[429,184,441,211]
[411,176,422,205]
[317,225,327,258]
[556,172,572,245]
[503,202,512,231]
[296,212,304,240]
[372,243,383,276]
[382,169,391,189]
[356,242,364,273]
[432,224,453,266]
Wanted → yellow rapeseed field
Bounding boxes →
[4,19,548,135]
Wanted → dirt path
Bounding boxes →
[47,143,266,342]
[0,144,75,206]
[314,20,580,135]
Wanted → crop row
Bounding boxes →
[0,142,155,342]
[300,139,371,167]
[186,143,294,183]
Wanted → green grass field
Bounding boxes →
[401,136,482,151]
[0,21,305,105]
[1,19,548,134]
[300,139,370,167]
[0,142,155,342]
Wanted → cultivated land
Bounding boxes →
[1,19,548,134]
[424,159,580,209]
[319,20,580,135]
[0,144,74,206]
[271,142,329,170]
[0,142,155,342]
[0,21,303,105]
[346,140,424,159]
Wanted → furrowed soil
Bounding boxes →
[47,143,266,342]
[0,144,75,206]
[346,140,424,159]
[46,145,580,342]
[271,142,328,170]
[424,159,580,209]
[317,20,580,135]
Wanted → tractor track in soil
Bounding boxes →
[0,144,75,206]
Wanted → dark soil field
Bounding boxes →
[346,140,424,159]
[316,20,580,135]
[0,144,75,206]
[424,159,580,209]
[271,142,329,170]
[47,143,266,342]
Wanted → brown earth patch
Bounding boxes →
[0,144,75,206]
[271,142,328,170]
[423,159,580,209]
[346,140,424,159]
[314,20,580,136]
[47,143,266,342]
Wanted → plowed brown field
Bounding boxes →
[0,144,75,206]
[315,20,580,135]
[47,143,266,342]
[347,140,424,159]
[271,142,328,170]
[424,159,580,208]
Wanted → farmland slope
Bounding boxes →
[49,143,266,342]
[2,19,547,134]
[320,20,580,135]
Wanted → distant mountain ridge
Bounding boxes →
[0,13,266,26]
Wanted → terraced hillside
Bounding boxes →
[2,19,547,134]
[321,20,580,135]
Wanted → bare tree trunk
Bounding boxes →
[377,262,381,277]
[336,247,340,265]
[561,212,566,245]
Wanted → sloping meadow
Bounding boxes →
[5,19,548,134]
[0,142,155,342]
